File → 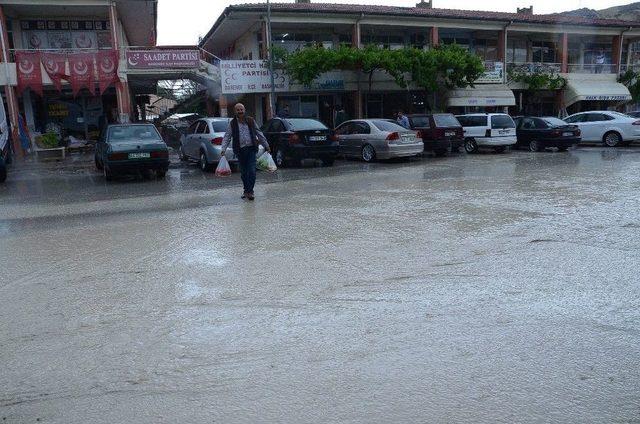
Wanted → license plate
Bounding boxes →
[309,136,326,142]
[563,132,573,137]
[401,135,413,142]
[128,152,150,159]
[498,129,511,135]
[445,131,455,137]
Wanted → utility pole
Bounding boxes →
[266,0,276,118]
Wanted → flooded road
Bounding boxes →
[1,148,639,423]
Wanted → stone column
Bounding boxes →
[559,33,568,73]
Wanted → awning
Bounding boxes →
[447,84,516,107]
[563,74,631,107]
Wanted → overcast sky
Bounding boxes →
[157,0,633,46]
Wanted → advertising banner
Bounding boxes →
[41,52,68,92]
[96,50,119,94]
[68,52,95,96]
[220,60,289,94]
[15,51,43,96]
[476,62,504,84]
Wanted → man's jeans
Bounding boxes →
[238,146,258,194]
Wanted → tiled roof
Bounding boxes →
[228,2,638,27]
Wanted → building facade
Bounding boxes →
[199,2,640,127]
[0,0,219,159]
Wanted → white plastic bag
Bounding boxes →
[215,156,232,177]
[256,152,277,172]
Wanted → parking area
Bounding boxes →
[1,146,640,423]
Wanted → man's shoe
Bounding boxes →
[247,193,255,200]
[241,192,247,199]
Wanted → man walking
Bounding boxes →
[220,103,270,200]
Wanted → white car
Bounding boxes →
[456,113,517,153]
[563,111,640,147]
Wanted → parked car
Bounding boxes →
[334,119,424,162]
[95,124,169,181]
[0,134,10,183]
[625,111,640,118]
[456,113,517,153]
[180,117,232,172]
[563,111,640,147]
[513,117,581,152]
[408,113,464,156]
[262,117,338,167]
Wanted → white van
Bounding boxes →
[456,113,517,153]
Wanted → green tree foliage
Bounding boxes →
[508,66,566,91]
[619,70,640,102]
[282,44,484,93]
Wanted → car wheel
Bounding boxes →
[464,139,478,154]
[603,131,621,147]
[0,156,6,183]
[179,146,188,161]
[95,156,103,170]
[361,144,376,162]
[321,158,335,167]
[529,140,543,152]
[275,148,287,168]
[199,151,212,172]
[434,149,448,157]
[104,165,114,181]
[494,146,506,153]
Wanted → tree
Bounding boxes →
[282,44,484,111]
[619,69,640,103]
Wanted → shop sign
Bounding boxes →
[306,72,345,91]
[476,62,504,84]
[220,60,289,94]
[48,103,69,118]
[126,50,200,69]
[584,95,631,101]
[15,51,43,96]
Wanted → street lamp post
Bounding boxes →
[266,0,276,118]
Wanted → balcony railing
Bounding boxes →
[567,63,619,74]
[619,64,640,74]
[507,62,562,74]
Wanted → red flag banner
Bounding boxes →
[96,50,119,94]
[68,52,95,96]
[15,51,43,97]
[40,52,68,92]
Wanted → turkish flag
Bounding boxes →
[40,52,68,92]
[68,52,95,96]
[96,50,119,94]
[15,51,43,97]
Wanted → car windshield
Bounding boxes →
[491,115,515,129]
[371,120,407,132]
[433,114,460,128]
[108,125,162,142]
[608,111,630,118]
[210,120,230,132]
[285,119,328,131]
[410,116,430,127]
[542,117,568,127]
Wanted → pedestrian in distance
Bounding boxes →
[220,103,270,201]
[396,110,410,129]
[335,104,348,127]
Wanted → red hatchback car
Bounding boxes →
[408,113,464,156]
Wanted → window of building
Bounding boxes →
[20,19,111,50]
[474,39,498,62]
[272,32,334,52]
[507,39,527,63]
[361,33,405,50]
[531,41,557,63]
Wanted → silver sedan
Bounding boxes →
[335,119,424,162]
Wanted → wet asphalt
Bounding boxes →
[1,147,639,423]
